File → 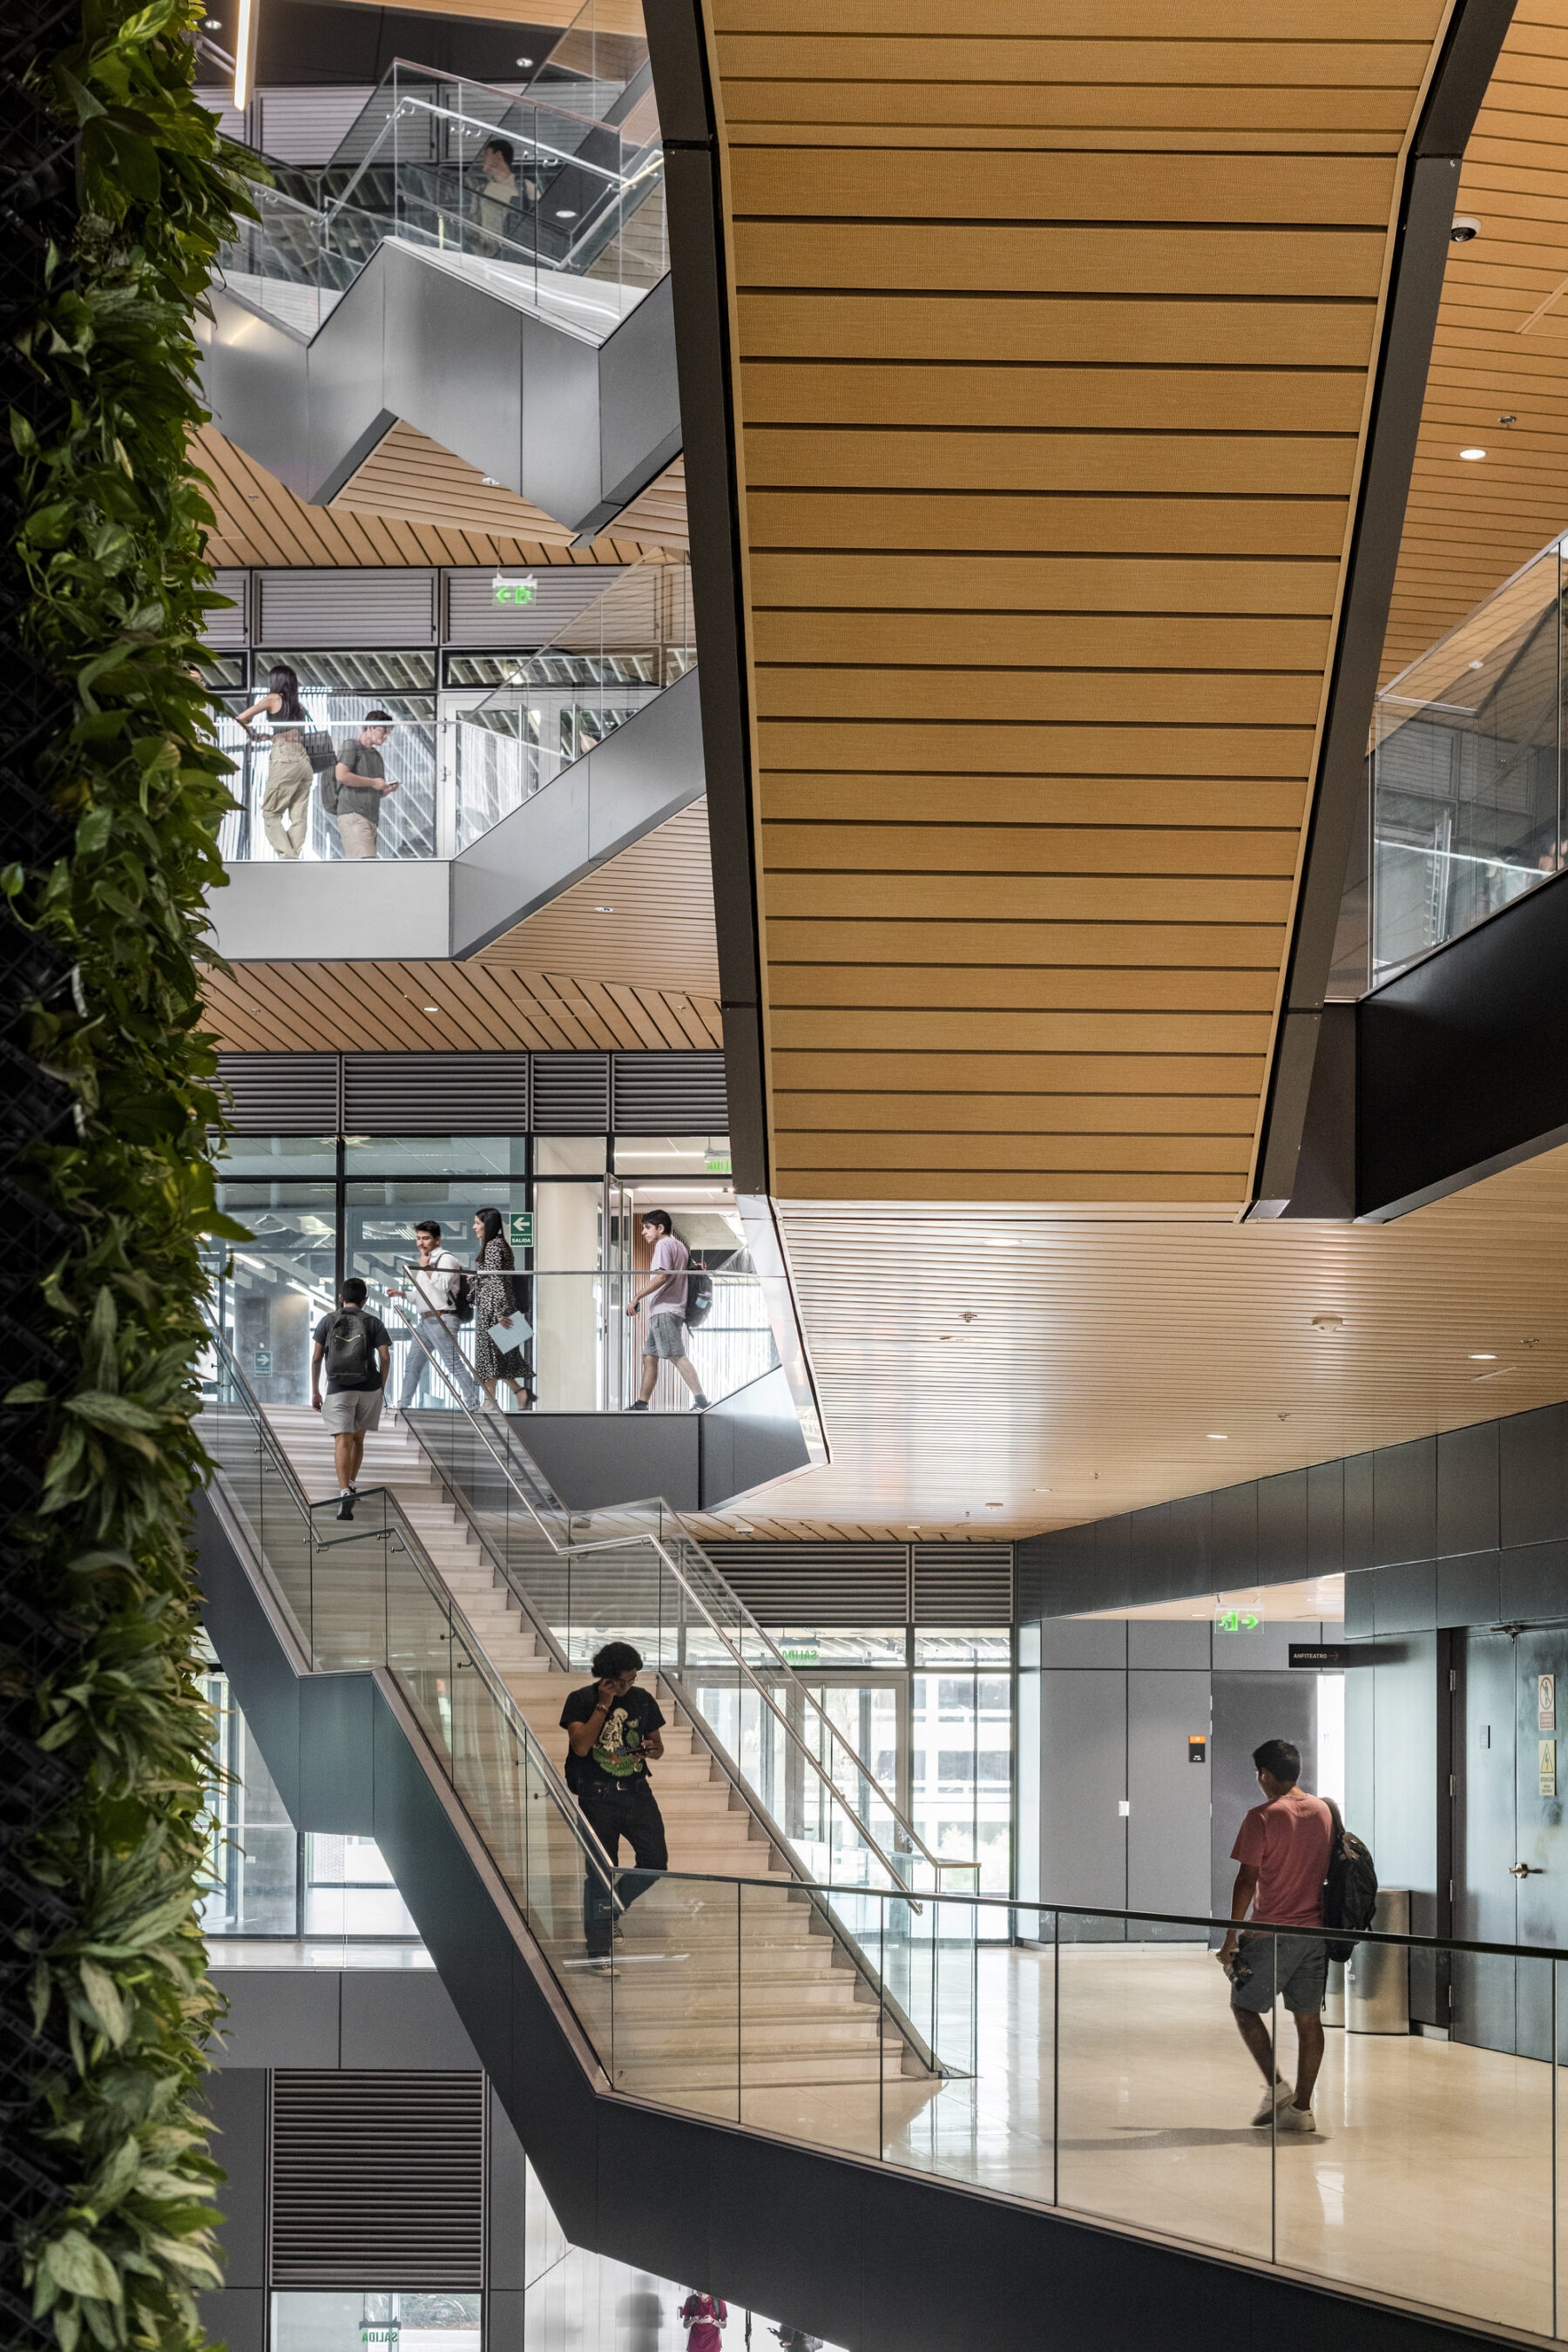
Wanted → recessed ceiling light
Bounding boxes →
[1459,447,1487,461]
[422,1004,438,1011]
[517,55,534,64]
[480,476,500,486]
[983,1236,1019,1248]
[556,208,578,220]
[1033,1485,1051,1493]
[1469,1352,1497,1361]
[1206,1432,1229,1441]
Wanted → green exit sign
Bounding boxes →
[493,574,537,607]
[1216,1607,1265,1634]
[508,1212,535,1248]
[782,1640,819,1666]
[706,1152,732,1173]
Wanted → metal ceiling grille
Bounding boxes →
[612,1051,727,1133]
[343,1054,530,1133]
[911,1543,1012,1627]
[218,1054,341,1132]
[704,1543,911,1627]
[531,1053,611,1132]
[445,567,627,648]
[255,86,377,162]
[205,571,250,650]
[258,571,438,648]
[269,2071,485,2289]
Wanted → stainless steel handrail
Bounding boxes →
[200,1313,624,1910]
[389,1295,965,1890]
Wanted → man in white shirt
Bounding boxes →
[623,1210,710,1412]
[388,1219,479,1411]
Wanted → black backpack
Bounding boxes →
[323,1309,371,1385]
[685,1262,713,1328]
[452,1269,474,1326]
[1322,1798,1378,1962]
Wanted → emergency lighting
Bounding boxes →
[492,572,537,607]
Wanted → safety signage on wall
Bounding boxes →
[1215,1606,1265,1634]
[1540,1673,1557,1733]
[508,1212,535,1249]
[1542,1739,1558,1799]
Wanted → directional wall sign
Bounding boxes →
[492,573,537,607]
[507,1211,535,1249]
[1290,1644,1351,1669]
[1215,1606,1265,1634]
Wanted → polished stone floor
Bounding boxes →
[676,1942,1561,2340]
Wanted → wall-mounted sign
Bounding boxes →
[1542,1738,1558,1799]
[706,1152,733,1174]
[507,1211,535,1249]
[1187,1735,1207,1764]
[781,1637,819,1666]
[1290,1644,1350,1669]
[1540,1673,1557,1733]
[252,1346,272,1376]
[492,573,537,607]
[1216,1607,1264,1634]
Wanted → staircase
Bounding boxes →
[261,1405,917,2099]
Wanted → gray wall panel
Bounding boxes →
[700,1366,811,1510]
[1040,1671,1127,1919]
[518,1411,700,1511]
[210,1971,341,2069]
[340,1970,481,2070]
[1127,1668,1212,1933]
[202,2068,270,2283]
[1039,1618,1125,1668]
[1127,1619,1211,1670]
[299,1673,377,1835]
[598,275,682,507]
[382,240,526,492]
[521,308,605,528]
[198,298,313,498]
[199,2288,267,2352]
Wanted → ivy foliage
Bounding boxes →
[2,0,256,2347]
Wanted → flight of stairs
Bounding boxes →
[260,1405,920,2100]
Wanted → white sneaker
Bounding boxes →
[1279,2103,1320,2134]
[1251,2081,1293,2126]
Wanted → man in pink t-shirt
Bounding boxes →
[1217,1736,1335,2135]
[623,1210,712,1413]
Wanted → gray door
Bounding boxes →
[1455,1629,1568,2058]
[1452,1631,1517,2052]
[1039,1670,1127,1940]
[1209,1673,1317,1920]
[1127,1669,1212,1939]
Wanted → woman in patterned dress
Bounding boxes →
[470,1206,532,1412]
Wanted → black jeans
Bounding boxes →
[577,1778,667,1952]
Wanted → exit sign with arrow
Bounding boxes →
[1215,1606,1266,1634]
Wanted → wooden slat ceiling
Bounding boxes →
[1382,0,1568,683]
[704,1,1454,1206]
[201,957,721,1052]
[201,804,720,1046]
[689,1139,1568,1539]
[331,420,689,556]
[196,425,660,570]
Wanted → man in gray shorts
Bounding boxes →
[622,1210,711,1413]
[310,1277,391,1520]
[1217,1737,1335,2136]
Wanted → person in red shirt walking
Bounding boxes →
[679,2293,727,2352]
[1217,1736,1335,2136]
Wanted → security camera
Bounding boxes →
[1450,215,1482,243]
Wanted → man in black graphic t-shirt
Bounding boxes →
[560,1639,667,1960]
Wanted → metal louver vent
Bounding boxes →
[612,1052,727,1133]
[217,1054,341,1132]
[531,1054,610,1132]
[343,1053,530,1133]
[258,570,438,648]
[269,2071,485,2289]
[911,1543,1013,1627]
[255,85,377,162]
[703,1543,911,1627]
[445,567,628,648]
[205,571,250,650]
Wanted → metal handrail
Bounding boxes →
[200,1313,625,1912]
[389,1295,964,1889]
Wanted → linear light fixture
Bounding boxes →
[233,0,259,112]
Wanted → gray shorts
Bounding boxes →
[643,1312,688,1361]
[321,1387,383,1435]
[1230,1930,1328,2017]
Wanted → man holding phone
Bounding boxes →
[560,1640,667,1963]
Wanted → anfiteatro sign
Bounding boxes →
[492,572,537,607]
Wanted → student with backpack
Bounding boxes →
[310,1276,392,1519]
[388,1220,478,1414]
[622,1210,712,1413]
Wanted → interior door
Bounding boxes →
[1454,1629,1568,2057]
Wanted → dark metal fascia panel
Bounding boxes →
[1250,0,1517,1214]
[645,0,768,1192]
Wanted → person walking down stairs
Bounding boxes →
[561,1641,669,1963]
[310,1277,391,1520]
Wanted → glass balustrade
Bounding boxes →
[216,55,666,344]
[212,558,691,865]
[1359,534,1568,988]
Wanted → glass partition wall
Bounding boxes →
[1346,533,1568,990]
[206,1128,752,1415]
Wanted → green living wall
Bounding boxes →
[1,0,249,2345]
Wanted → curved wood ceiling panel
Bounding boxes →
[1383,1,1568,683]
[704,0,1453,1206]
